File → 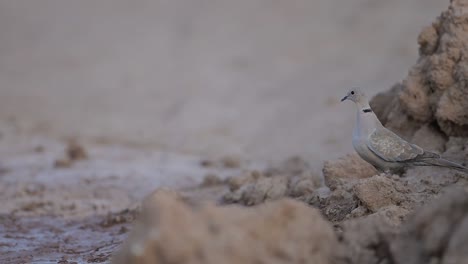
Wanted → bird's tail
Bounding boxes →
[423,158,468,174]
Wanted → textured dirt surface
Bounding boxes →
[113,190,337,264]
[371,0,468,139]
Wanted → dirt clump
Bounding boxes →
[66,141,88,161]
[54,141,89,168]
[223,175,289,205]
[100,208,140,228]
[112,189,338,264]
[335,188,468,264]
[336,209,400,264]
[199,155,242,169]
[320,187,359,222]
[371,0,468,138]
[225,170,262,192]
[199,173,223,187]
[222,157,322,205]
[354,175,409,213]
[390,188,468,264]
[323,153,377,191]
[220,148,466,223]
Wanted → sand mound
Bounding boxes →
[112,189,337,264]
[112,187,468,264]
[371,0,468,138]
[390,188,468,264]
[222,157,323,206]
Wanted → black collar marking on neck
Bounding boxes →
[363,108,372,113]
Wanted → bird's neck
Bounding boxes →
[354,99,371,112]
[354,101,382,136]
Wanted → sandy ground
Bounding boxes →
[0,1,462,264]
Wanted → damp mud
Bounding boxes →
[0,125,259,263]
[2,1,468,264]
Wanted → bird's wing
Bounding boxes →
[366,127,425,162]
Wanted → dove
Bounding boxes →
[341,88,468,174]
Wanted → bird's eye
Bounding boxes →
[351,91,355,95]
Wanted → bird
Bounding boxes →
[341,87,468,174]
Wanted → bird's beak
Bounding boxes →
[341,95,348,102]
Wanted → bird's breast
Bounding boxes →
[352,109,381,160]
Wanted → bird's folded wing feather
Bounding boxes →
[366,128,425,162]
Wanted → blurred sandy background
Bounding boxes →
[0,0,447,168]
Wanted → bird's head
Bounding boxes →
[341,88,367,104]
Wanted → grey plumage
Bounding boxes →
[341,88,468,174]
